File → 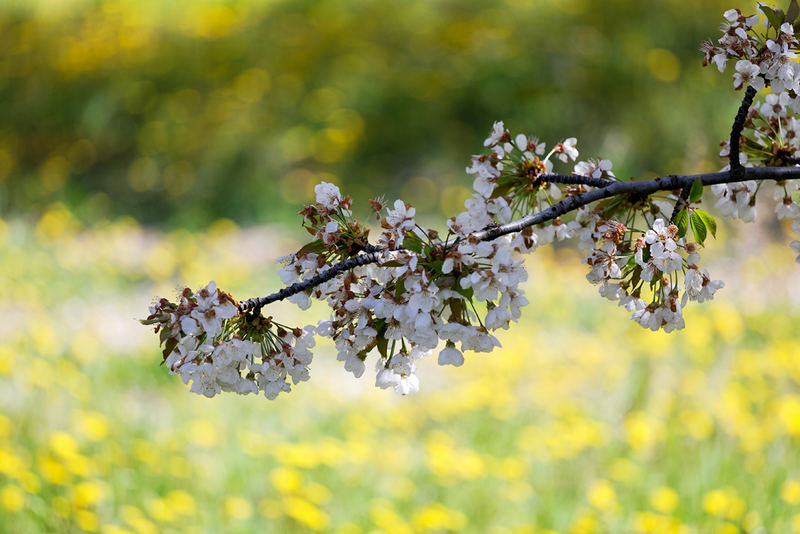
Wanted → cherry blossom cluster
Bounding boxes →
[143,2,800,400]
[704,4,800,253]
[141,282,314,399]
[278,176,529,395]
[702,4,800,93]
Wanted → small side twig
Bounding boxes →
[728,85,758,176]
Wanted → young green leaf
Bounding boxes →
[689,177,704,203]
[694,209,717,239]
[690,211,708,245]
[760,4,784,29]
[490,182,514,199]
[296,239,326,256]
[674,208,689,238]
[402,235,423,253]
[375,320,389,357]
[788,0,799,23]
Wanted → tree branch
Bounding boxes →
[239,165,800,312]
[728,85,757,175]
[535,174,611,188]
[472,166,800,241]
[239,252,381,311]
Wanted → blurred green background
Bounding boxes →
[0,0,755,228]
[7,1,800,534]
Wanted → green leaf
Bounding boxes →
[788,0,799,23]
[623,254,637,273]
[490,182,514,199]
[402,234,423,253]
[690,212,708,245]
[689,177,704,203]
[394,278,406,300]
[375,322,389,358]
[161,337,178,362]
[674,209,689,238]
[630,265,642,289]
[379,260,405,267]
[425,260,444,273]
[296,239,326,256]
[761,4,784,29]
[694,209,717,239]
[455,285,474,300]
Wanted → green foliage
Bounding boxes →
[0,0,750,228]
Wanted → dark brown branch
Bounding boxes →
[536,174,611,188]
[240,165,800,311]
[472,166,800,241]
[239,252,380,311]
[728,85,757,175]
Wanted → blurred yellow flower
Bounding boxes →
[224,496,253,520]
[187,419,219,448]
[0,449,26,479]
[270,466,302,494]
[609,458,641,485]
[569,511,598,534]
[0,485,25,512]
[75,509,100,532]
[120,505,157,534]
[166,490,196,516]
[284,496,330,531]
[625,412,664,452]
[39,456,70,485]
[73,480,106,508]
[650,486,679,514]
[146,498,176,523]
[370,499,413,534]
[783,480,800,505]
[50,431,80,458]
[0,347,12,376]
[412,502,468,531]
[778,396,800,436]
[702,488,746,520]
[588,480,618,512]
[76,412,109,441]
[304,481,332,505]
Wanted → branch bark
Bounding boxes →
[239,165,800,312]
[728,85,758,175]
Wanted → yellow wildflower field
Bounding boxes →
[1,208,800,533]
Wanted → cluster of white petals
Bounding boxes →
[144,282,314,400]
[711,181,758,221]
[144,6,800,402]
[703,8,800,94]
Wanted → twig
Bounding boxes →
[534,174,611,188]
[728,85,757,176]
[239,252,380,311]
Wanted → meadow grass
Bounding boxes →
[1,211,800,533]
